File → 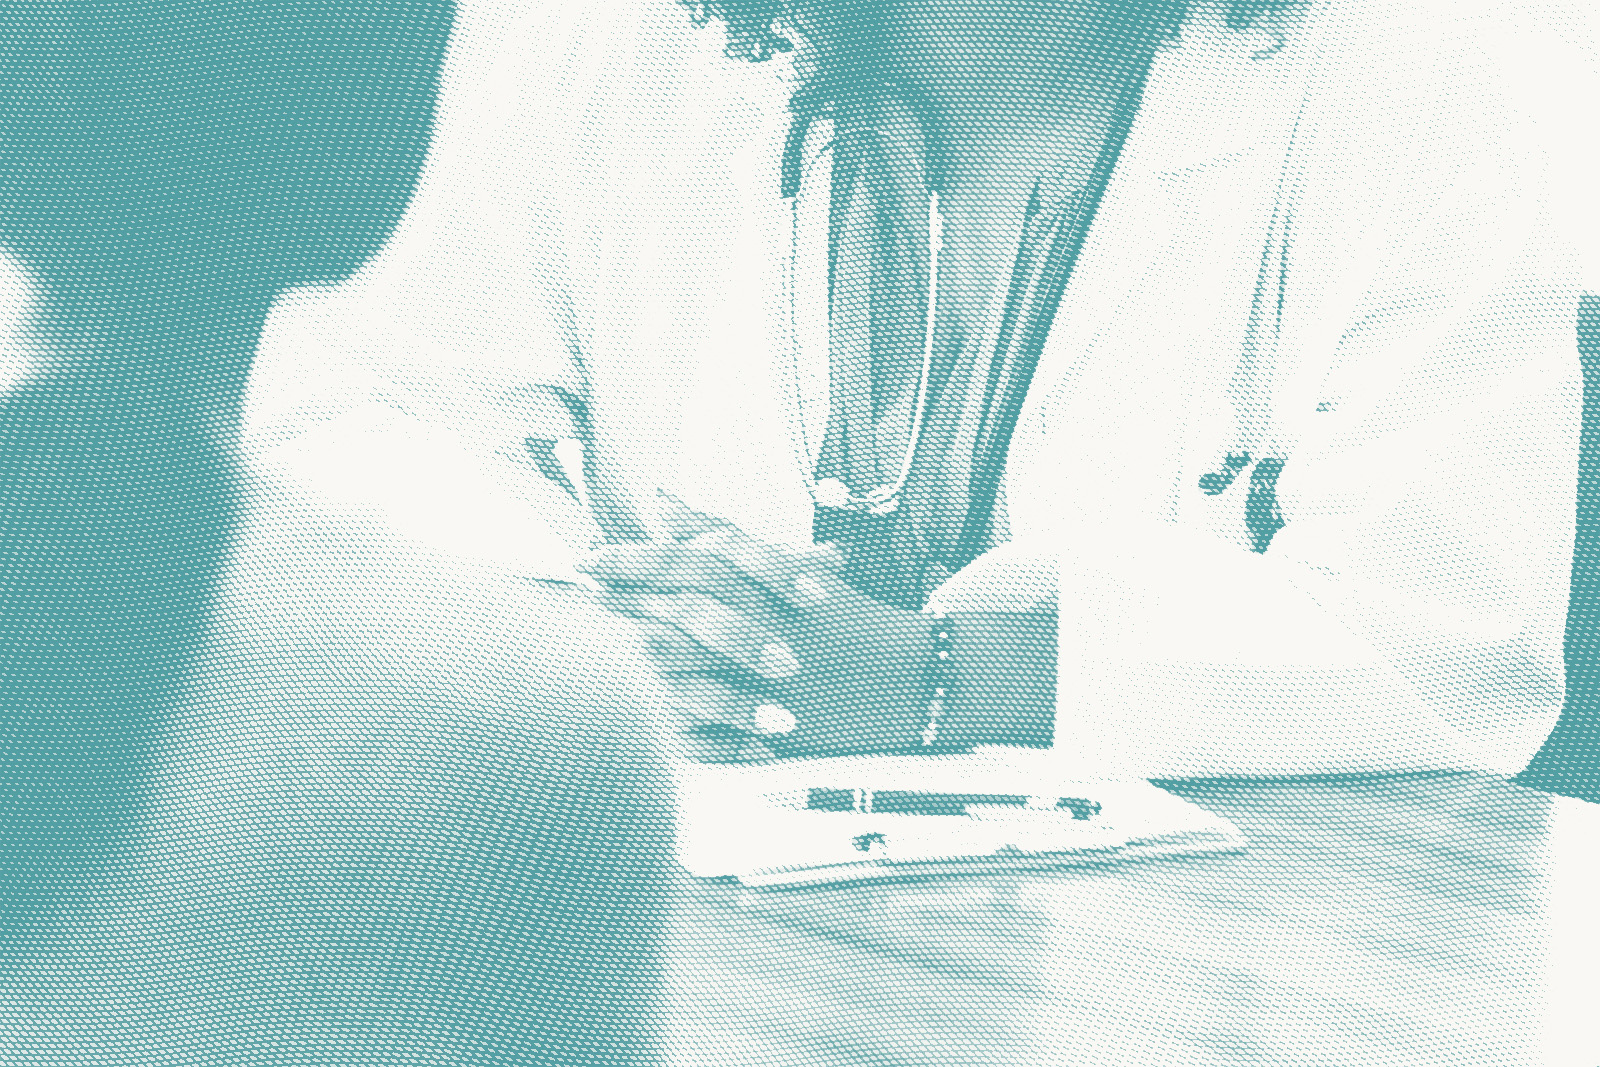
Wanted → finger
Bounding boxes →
[579,534,849,614]
[667,676,754,731]
[602,593,762,675]
[576,542,683,588]
[667,676,797,739]
[686,526,848,575]
[601,584,789,675]
[582,542,785,623]
[631,591,801,681]
[692,531,857,611]
[598,596,719,672]
[653,489,848,595]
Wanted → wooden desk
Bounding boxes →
[664,774,1600,1067]
[27,467,1571,1067]
[212,465,1598,1067]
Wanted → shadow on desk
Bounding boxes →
[1522,293,1600,803]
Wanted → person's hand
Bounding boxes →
[578,493,934,762]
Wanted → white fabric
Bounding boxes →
[954,1,1585,777]
[245,0,1595,777]
[554,0,1585,777]
[657,0,1584,778]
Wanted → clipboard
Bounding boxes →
[675,748,1247,888]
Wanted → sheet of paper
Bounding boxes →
[675,748,1246,887]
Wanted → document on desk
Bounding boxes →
[675,748,1246,888]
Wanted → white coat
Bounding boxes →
[246,0,1595,779]
[547,0,1589,778]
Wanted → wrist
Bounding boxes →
[935,611,1057,751]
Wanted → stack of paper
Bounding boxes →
[675,748,1246,888]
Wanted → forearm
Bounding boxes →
[923,576,1502,774]
[1053,522,1558,778]
[923,520,1555,775]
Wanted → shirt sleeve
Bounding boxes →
[933,5,1585,779]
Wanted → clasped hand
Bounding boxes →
[578,496,934,762]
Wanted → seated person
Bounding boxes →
[1,3,666,1064]
[550,0,1589,777]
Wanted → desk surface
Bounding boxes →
[224,467,1600,1067]
[69,468,1587,1067]
[664,773,1600,1067]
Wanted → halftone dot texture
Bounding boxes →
[2,0,1596,1064]
[1521,295,1600,802]
[2,1,668,1063]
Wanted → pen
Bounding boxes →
[796,789,1101,820]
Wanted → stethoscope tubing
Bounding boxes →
[784,130,943,515]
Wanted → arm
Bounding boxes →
[584,4,1580,771]
[940,8,1583,778]
[934,327,1576,780]
[580,523,1058,758]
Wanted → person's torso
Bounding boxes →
[590,7,1318,568]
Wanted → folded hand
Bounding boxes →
[579,494,932,762]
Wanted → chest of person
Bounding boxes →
[650,14,1315,554]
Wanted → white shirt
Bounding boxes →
[933,1,1585,777]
